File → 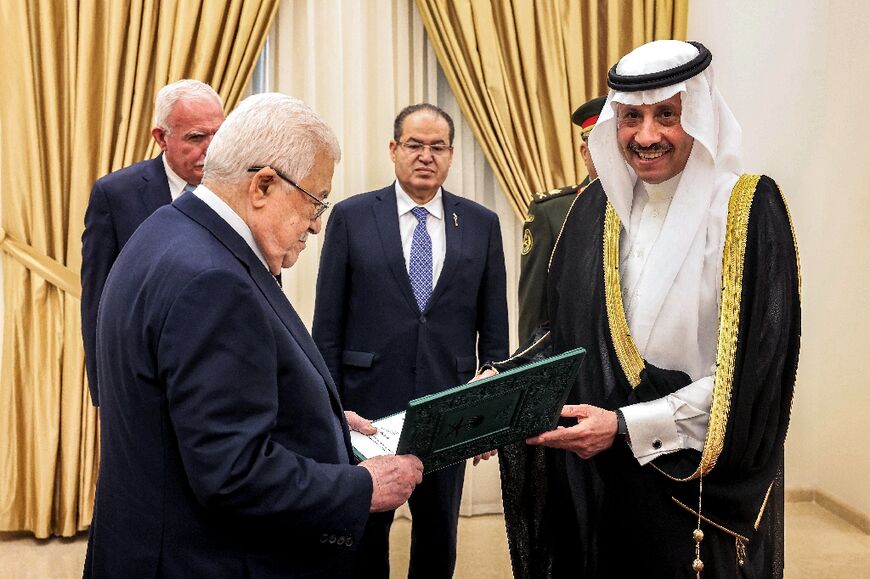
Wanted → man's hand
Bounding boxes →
[360,455,424,512]
[467,369,499,464]
[469,368,497,382]
[345,410,377,435]
[526,404,618,459]
[472,449,497,466]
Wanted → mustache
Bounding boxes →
[628,142,673,153]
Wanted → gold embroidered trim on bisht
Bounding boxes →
[603,203,643,387]
[701,174,759,476]
[651,174,760,482]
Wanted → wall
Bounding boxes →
[689,0,870,515]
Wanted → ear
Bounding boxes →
[152,127,169,151]
[247,168,276,209]
[389,140,398,163]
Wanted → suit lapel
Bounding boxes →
[139,155,172,215]
[427,190,462,312]
[244,262,354,458]
[373,186,419,313]
[245,265,355,457]
[173,194,345,411]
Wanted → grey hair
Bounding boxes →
[153,79,223,132]
[203,93,341,188]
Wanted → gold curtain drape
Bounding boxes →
[414,0,688,219]
[0,0,278,538]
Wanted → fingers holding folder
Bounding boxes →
[360,454,424,512]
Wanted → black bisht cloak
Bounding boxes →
[495,175,800,578]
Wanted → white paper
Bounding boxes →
[350,411,406,459]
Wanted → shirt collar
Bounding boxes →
[641,172,682,202]
[162,154,188,201]
[394,181,444,220]
[191,185,271,273]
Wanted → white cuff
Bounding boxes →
[620,397,682,466]
[620,375,714,466]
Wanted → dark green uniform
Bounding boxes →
[517,177,591,342]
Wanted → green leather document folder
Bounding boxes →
[350,347,585,474]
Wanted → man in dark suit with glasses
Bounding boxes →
[313,103,509,579]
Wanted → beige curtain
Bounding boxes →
[414,0,688,219]
[274,0,521,516]
[0,0,278,538]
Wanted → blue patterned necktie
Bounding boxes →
[409,206,432,312]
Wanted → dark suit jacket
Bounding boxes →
[312,185,509,420]
[81,155,172,406]
[84,192,372,578]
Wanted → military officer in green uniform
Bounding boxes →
[518,95,606,341]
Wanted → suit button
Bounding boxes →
[337,536,345,546]
[652,439,662,450]
[329,534,337,544]
[346,537,354,547]
[320,533,328,543]
[419,316,427,323]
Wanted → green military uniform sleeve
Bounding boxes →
[517,182,586,343]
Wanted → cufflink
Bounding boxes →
[652,439,662,450]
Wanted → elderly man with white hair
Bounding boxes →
[82,79,225,406]
[484,40,800,578]
[84,93,423,578]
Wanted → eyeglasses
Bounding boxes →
[396,140,453,156]
[247,166,330,219]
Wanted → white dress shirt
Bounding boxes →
[618,175,713,465]
[395,182,446,288]
[192,185,271,275]
[162,155,189,201]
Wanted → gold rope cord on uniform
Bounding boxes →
[603,203,644,387]
[546,188,585,273]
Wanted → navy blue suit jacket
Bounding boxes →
[84,193,372,578]
[81,155,172,405]
[312,185,509,420]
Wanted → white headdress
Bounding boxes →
[588,40,744,380]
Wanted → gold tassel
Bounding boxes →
[693,476,705,577]
[736,536,747,567]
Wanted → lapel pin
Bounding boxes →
[453,212,459,227]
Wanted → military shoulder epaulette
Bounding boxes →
[531,183,583,204]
